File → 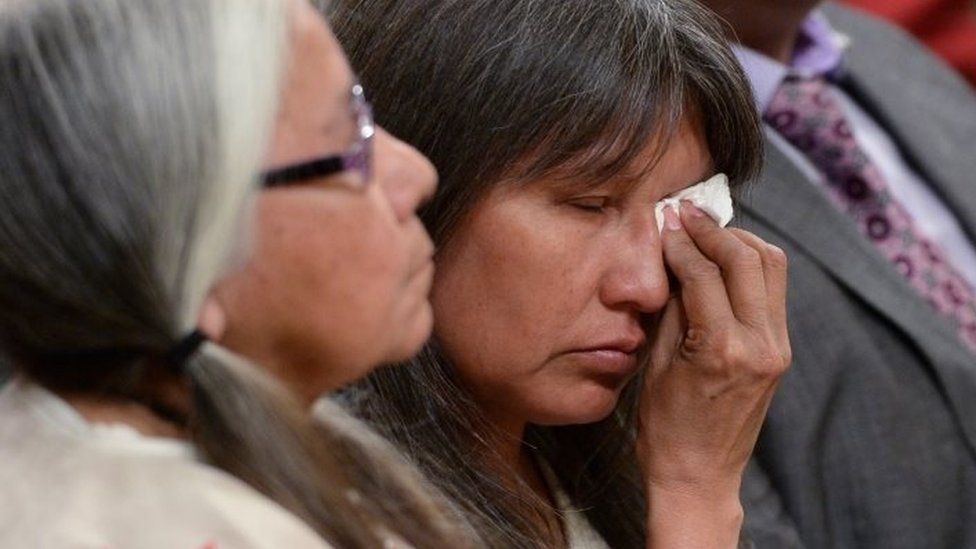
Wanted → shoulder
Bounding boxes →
[824,2,974,99]
[823,1,931,53]
[182,460,339,548]
[3,448,334,548]
[122,456,335,548]
[823,2,918,43]
[0,383,332,549]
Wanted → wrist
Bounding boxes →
[646,480,744,549]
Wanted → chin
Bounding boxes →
[532,380,625,426]
[318,358,376,394]
[382,305,435,363]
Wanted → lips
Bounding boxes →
[564,334,645,377]
[407,257,435,296]
[574,335,645,355]
[399,223,435,287]
[409,252,434,278]
[570,349,637,376]
[408,225,435,277]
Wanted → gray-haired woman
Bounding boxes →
[329,0,791,547]
[0,0,472,547]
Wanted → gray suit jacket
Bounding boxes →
[738,4,976,548]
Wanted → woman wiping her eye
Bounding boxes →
[328,0,791,547]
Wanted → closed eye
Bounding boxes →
[569,196,611,213]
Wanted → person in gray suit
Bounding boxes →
[695,0,976,547]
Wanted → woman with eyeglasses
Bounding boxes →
[0,0,473,547]
[329,0,791,547]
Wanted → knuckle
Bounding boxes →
[751,337,791,378]
[681,327,710,355]
[717,334,750,367]
[753,350,787,378]
[681,329,791,379]
[731,246,763,272]
[685,259,722,282]
[762,244,789,272]
[687,329,747,368]
[680,328,728,369]
[735,244,762,263]
[721,333,786,376]
[780,342,793,371]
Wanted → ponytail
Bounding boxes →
[186,343,476,548]
[0,0,479,546]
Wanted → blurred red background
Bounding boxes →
[842,0,976,86]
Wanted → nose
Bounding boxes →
[599,211,671,315]
[373,126,438,222]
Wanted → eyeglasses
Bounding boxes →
[261,82,375,188]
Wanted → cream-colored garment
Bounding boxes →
[537,460,612,549]
[0,379,333,549]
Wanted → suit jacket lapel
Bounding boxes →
[742,137,976,456]
[826,2,976,240]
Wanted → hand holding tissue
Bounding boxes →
[654,173,732,232]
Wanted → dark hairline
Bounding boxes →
[331,0,762,245]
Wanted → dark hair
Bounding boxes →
[329,0,761,246]
[329,0,763,547]
[0,1,471,547]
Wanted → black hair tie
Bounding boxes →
[164,329,208,372]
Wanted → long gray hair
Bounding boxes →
[328,0,763,547]
[0,1,471,547]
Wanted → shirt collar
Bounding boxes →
[734,10,851,112]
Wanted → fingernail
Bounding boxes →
[663,205,682,231]
[681,200,706,218]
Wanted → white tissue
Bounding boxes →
[654,173,733,232]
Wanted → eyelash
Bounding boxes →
[569,196,611,213]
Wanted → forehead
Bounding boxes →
[287,3,350,99]
[265,2,352,164]
[529,115,713,196]
[622,116,711,188]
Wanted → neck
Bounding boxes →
[487,412,531,478]
[704,1,820,63]
[58,366,192,439]
[64,393,188,439]
[217,322,336,408]
[479,408,566,546]
[482,410,553,500]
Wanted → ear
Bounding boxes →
[197,293,228,342]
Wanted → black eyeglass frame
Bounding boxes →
[261,82,374,188]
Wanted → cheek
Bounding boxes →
[430,206,595,389]
[254,191,408,345]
